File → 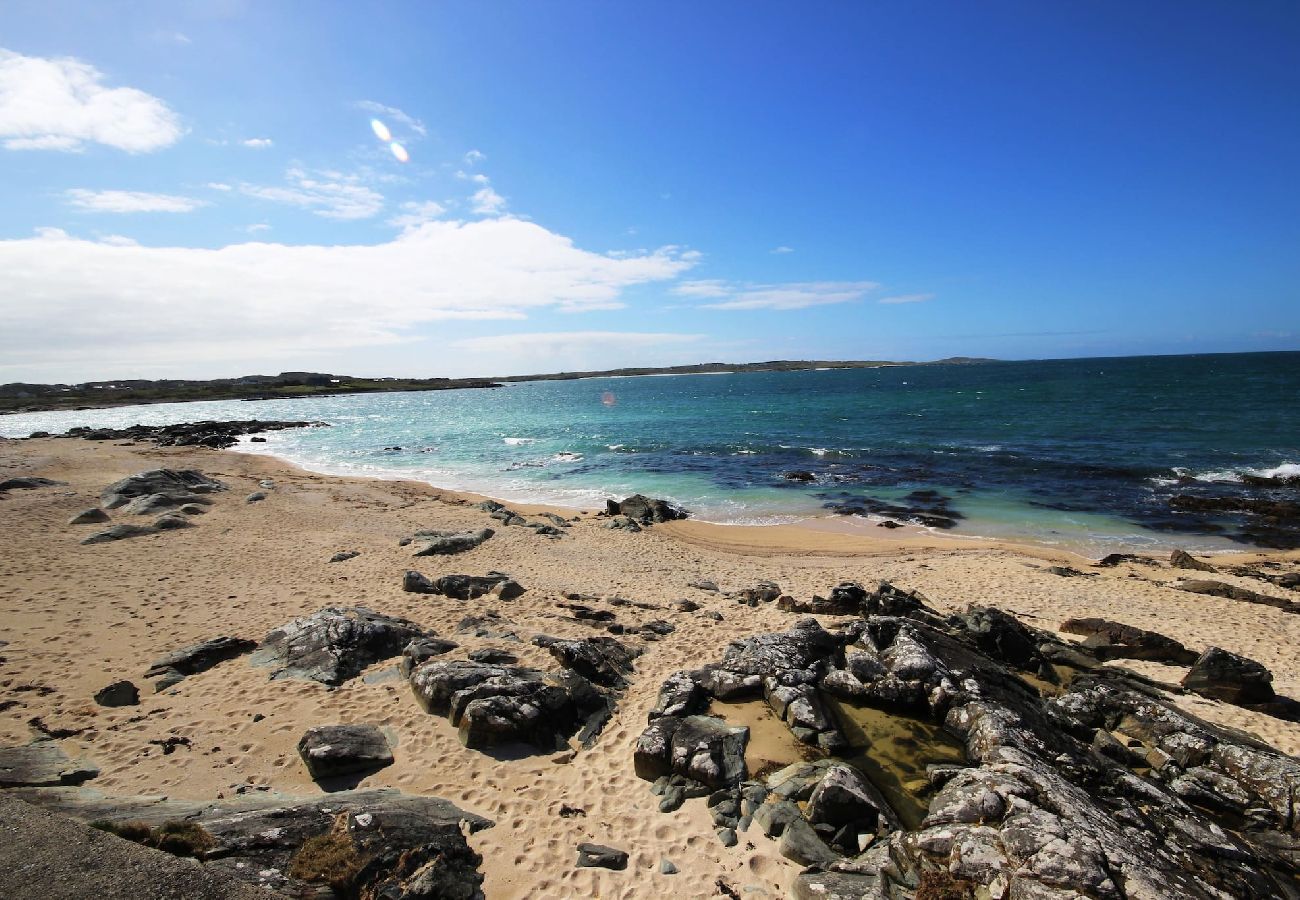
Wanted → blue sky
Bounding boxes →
[0,1,1296,381]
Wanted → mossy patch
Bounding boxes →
[89,819,214,858]
[288,831,365,891]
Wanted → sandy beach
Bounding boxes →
[2,434,1299,899]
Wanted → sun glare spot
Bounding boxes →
[370,118,392,142]
[390,142,410,163]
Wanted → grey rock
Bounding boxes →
[659,858,679,875]
[80,523,155,544]
[93,680,139,707]
[650,669,708,720]
[1060,616,1198,665]
[255,607,429,686]
[668,715,748,789]
[546,636,640,688]
[153,513,192,530]
[1171,549,1217,572]
[67,508,110,525]
[778,817,838,867]
[1181,646,1275,705]
[145,636,256,679]
[244,491,266,503]
[608,494,687,524]
[297,724,394,779]
[101,469,225,509]
[404,571,524,600]
[468,648,517,664]
[121,492,210,516]
[399,636,460,677]
[0,741,99,787]
[411,527,495,556]
[806,764,897,832]
[0,476,65,491]
[753,798,804,837]
[576,842,628,870]
[689,579,720,592]
[329,550,360,562]
[605,515,642,532]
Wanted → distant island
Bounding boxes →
[0,357,996,414]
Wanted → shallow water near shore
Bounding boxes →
[3,352,1297,556]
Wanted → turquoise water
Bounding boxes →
[4,352,1297,555]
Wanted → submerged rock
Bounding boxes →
[255,607,429,686]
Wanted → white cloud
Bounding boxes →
[355,100,426,137]
[207,182,232,191]
[246,223,271,234]
[878,293,934,304]
[0,48,182,153]
[676,280,879,311]
[64,189,205,213]
[240,167,384,220]
[472,187,507,215]
[0,220,697,380]
[241,137,273,148]
[388,200,446,232]
[98,234,139,246]
[771,246,794,254]
[464,149,485,164]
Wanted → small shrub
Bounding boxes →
[289,832,364,892]
[90,820,155,844]
[88,818,213,859]
[916,868,976,900]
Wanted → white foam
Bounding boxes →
[502,437,536,445]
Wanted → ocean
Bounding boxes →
[4,352,1298,556]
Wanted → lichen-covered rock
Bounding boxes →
[667,715,748,789]
[255,607,429,686]
[545,636,640,688]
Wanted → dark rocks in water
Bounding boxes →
[411,528,495,556]
[1175,578,1300,614]
[297,724,394,779]
[545,637,640,689]
[1060,617,1199,665]
[144,636,257,684]
[576,842,628,870]
[0,476,66,491]
[408,660,612,751]
[24,787,491,899]
[403,571,524,601]
[67,507,110,525]
[607,494,687,524]
[255,607,429,686]
[399,636,460,677]
[783,471,816,482]
[80,523,155,545]
[328,550,360,563]
[101,469,226,509]
[878,520,902,529]
[819,489,963,529]
[60,420,324,451]
[93,681,139,707]
[0,741,98,787]
[1181,646,1275,705]
[1171,548,1217,572]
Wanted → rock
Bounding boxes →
[404,571,524,600]
[783,471,816,482]
[650,670,707,720]
[329,550,360,563]
[576,842,628,870]
[689,579,720,592]
[254,607,429,686]
[297,724,394,779]
[93,681,139,707]
[0,741,98,787]
[67,508,110,525]
[399,637,459,677]
[806,764,896,832]
[546,637,640,688]
[145,636,257,680]
[1181,646,1275,705]
[0,476,65,491]
[153,514,192,530]
[659,858,679,875]
[152,670,185,692]
[668,715,748,789]
[1174,579,1300,614]
[177,504,207,515]
[605,515,642,532]
[411,528,495,556]
[80,523,155,544]
[753,798,804,837]
[245,491,266,503]
[729,581,783,606]
[121,493,209,516]
[101,469,225,509]
[778,817,839,867]
[1171,549,1217,572]
[468,648,517,664]
[675,598,701,612]
[634,716,681,780]
[1060,617,1198,665]
[610,494,687,524]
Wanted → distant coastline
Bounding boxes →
[0,357,995,414]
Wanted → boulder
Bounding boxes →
[1060,617,1198,665]
[667,715,748,789]
[297,724,394,779]
[1170,549,1217,572]
[255,607,429,686]
[93,681,139,707]
[67,508,110,526]
[328,550,360,563]
[399,637,460,677]
[403,571,524,600]
[80,524,155,545]
[153,514,192,530]
[608,494,687,524]
[101,469,225,509]
[411,528,495,556]
[1181,646,1275,705]
[805,764,897,832]
[545,637,639,688]
[576,843,628,870]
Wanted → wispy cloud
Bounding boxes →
[240,167,384,220]
[677,279,879,311]
[64,189,204,213]
[207,182,232,191]
[241,137,273,149]
[472,186,507,215]
[355,100,426,137]
[464,149,485,165]
[878,293,934,305]
[770,245,794,254]
[246,223,271,234]
[0,48,183,153]
[387,200,446,232]
[0,222,698,380]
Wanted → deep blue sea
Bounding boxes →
[4,352,1298,555]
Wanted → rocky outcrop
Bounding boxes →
[1171,548,1217,572]
[1175,579,1300,614]
[0,476,65,491]
[101,469,226,509]
[1060,616,1199,665]
[411,528,495,556]
[80,523,156,545]
[0,741,99,787]
[402,571,525,600]
[605,494,687,524]
[61,420,324,450]
[544,637,641,689]
[399,636,460,676]
[298,724,394,779]
[639,588,1300,898]
[120,493,212,516]
[253,607,430,686]
[15,787,491,899]
[1181,646,1275,705]
[144,636,257,687]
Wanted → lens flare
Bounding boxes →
[370,118,392,142]
[390,142,409,163]
[601,391,617,407]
